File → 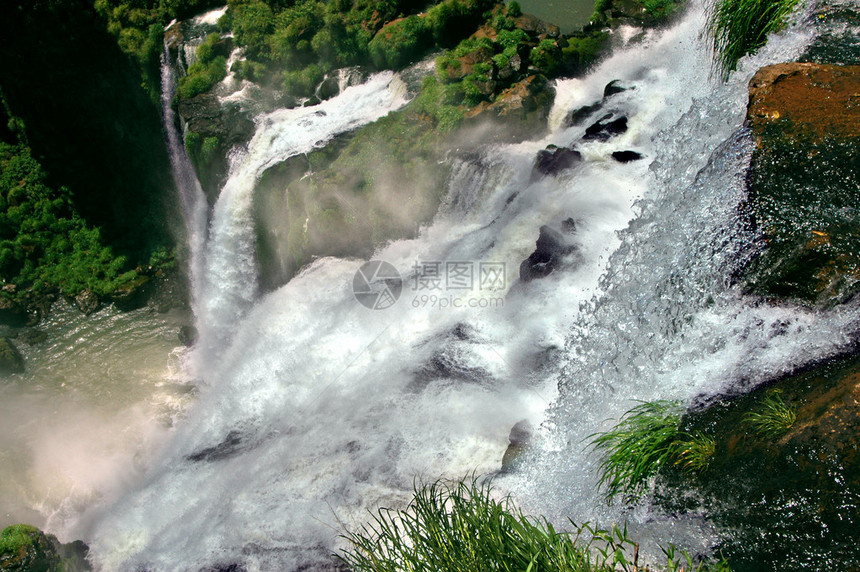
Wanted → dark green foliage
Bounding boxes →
[93,0,225,98]
[507,0,522,18]
[0,144,145,298]
[531,37,562,74]
[560,31,609,75]
[706,0,801,79]
[0,0,177,280]
[368,15,432,69]
[340,478,732,572]
[177,33,228,99]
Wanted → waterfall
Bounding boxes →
[160,44,208,324]
[79,1,857,570]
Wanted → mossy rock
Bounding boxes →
[0,524,91,572]
[0,524,62,572]
[655,353,860,570]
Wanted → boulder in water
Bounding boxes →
[73,289,100,315]
[583,114,628,141]
[533,145,582,177]
[0,337,24,374]
[612,150,644,163]
[565,101,601,127]
[603,79,629,98]
[519,225,578,282]
[178,325,199,347]
[501,419,533,473]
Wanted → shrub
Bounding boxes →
[368,15,432,69]
[707,0,801,79]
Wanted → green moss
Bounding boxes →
[0,524,62,571]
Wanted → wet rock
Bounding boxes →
[0,296,28,327]
[316,75,341,101]
[178,325,199,347]
[603,79,629,97]
[743,63,860,305]
[110,274,152,312]
[565,101,601,126]
[611,150,644,162]
[20,328,46,346]
[187,430,244,462]
[501,419,533,473]
[73,289,101,315]
[519,225,578,282]
[583,114,628,141]
[0,337,24,374]
[533,145,582,176]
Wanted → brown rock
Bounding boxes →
[748,63,860,141]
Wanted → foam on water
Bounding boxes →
[76,1,854,569]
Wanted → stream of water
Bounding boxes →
[6,0,855,569]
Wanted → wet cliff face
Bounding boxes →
[742,63,860,306]
[0,0,178,261]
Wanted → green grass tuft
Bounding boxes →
[707,0,802,80]
[675,432,716,473]
[339,478,732,571]
[743,389,797,438]
[589,400,684,503]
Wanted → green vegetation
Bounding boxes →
[742,389,796,438]
[674,432,716,473]
[93,0,225,99]
[222,0,495,97]
[589,401,724,503]
[0,524,62,571]
[589,401,685,502]
[177,33,229,99]
[706,0,801,79]
[339,478,732,572]
[0,143,163,302]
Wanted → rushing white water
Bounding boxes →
[192,72,409,371]
[74,1,857,569]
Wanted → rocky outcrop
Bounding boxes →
[662,352,860,569]
[464,75,556,140]
[743,63,860,306]
[0,337,24,374]
[533,145,582,176]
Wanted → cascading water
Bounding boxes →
[160,43,209,322]
[71,1,857,569]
